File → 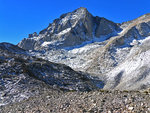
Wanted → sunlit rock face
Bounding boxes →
[18,7,121,51]
[18,8,150,90]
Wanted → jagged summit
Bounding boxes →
[72,7,89,15]
[34,7,92,37]
[52,7,90,24]
[76,7,88,11]
[18,8,120,50]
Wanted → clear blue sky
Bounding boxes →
[0,0,150,44]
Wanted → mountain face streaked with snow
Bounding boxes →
[18,7,121,50]
[17,8,150,91]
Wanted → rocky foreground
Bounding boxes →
[0,89,150,113]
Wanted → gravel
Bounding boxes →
[0,90,149,113]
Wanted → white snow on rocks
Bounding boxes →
[104,36,150,90]
[56,28,71,36]
[42,41,52,47]
[59,8,86,26]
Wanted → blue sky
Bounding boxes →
[0,0,150,44]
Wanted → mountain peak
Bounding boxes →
[77,7,87,10]
[75,7,88,13]
[73,7,91,17]
[18,7,121,50]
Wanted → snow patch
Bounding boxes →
[139,36,150,44]
[42,42,53,47]
[57,28,71,36]
[70,43,100,54]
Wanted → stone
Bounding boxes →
[128,107,134,111]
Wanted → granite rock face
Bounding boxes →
[18,7,121,50]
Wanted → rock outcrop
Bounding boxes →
[18,7,121,50]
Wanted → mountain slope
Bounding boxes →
[17,8,150,90]
[0,42,104,106]
[104,36,150,90]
